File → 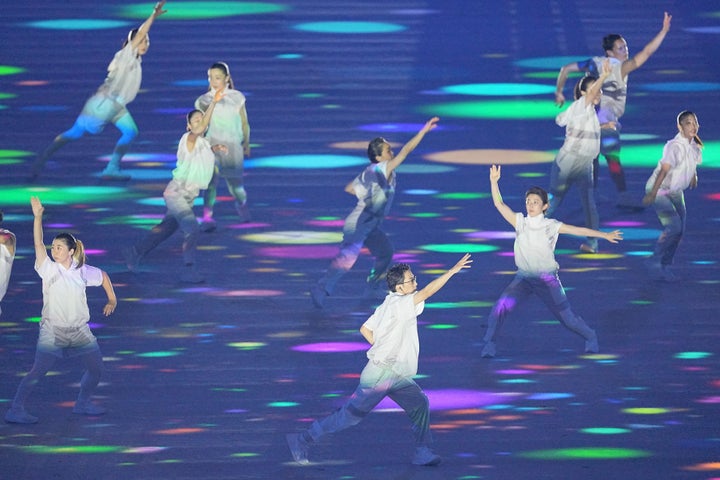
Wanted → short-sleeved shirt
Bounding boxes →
[645,133,703,194]
[170,132,216,195]
[195,89,246,146]
[555,97,601,163]
[577,57,626,126]
[351,161,396,218]
[36,259,103,328]
[363,292,425,377]
[0,233,14,315]
[99,42,142,106]
[514,213,562,275]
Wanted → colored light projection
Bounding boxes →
[117,2,287,19]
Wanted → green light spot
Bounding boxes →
[119,2,287,20]
[581,427,631,435]
[500,379,535,384]
[294,21,405,34]
[22,445,123,454]
[630,300,653,305]
[0,66,26,76]
[0,149,33,158]
[622,407,670,415]
[227,342,266,350]
[268,401,298,408]
[420,244,499,254]
[25,316,41,323]
[231,452,260,458]
[440,83,556,96]
[27,19,131,30]
[420,100,561,120]
[516,171,546,178]
[136,351,181,358]
[435,192,489,200]
[2,187,137,206]
[408,212,441,218]
[674,351,712,360]
[519,447,652,460]
[426,324,458,330]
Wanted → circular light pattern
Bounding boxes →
[241,231,342,245]
[622,407,671,415]
[376,389,525,411]
[439,83,557,96]
[638,82,720,92]
[518,447,652,460]
[358,123,433,133]
[420,243,500,253]
[119,2,286,20]
[2,186,137,205]
[420,100,560,119]
[514,56,588,69]
[254,245,341,259]
[245,154,366,169]
[581,427,631,435]
[292,342,368,353]
[0,65,26,76]
[27,19,131,30]
[425,149,554,165]
[293,21,405,34]
[673,351,712,360]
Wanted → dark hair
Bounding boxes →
[386,263,411,292]
[208,62,234,90]
[122,28,140,48]
[54,233,86,268]
[574,74,598,100]
[602,34,623,54]
[186,109,203,124]
[525,186,549,205]
[367,137,387,163]
[677,110,703,147]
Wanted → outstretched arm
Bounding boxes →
[100,271,118,316]
[30,197,49,267]
[131,1,167,50]
[386,117,439,175]
[559,224,623,243]
[489,165,518,228]
[583,60,612,106]
[413,253,472,305]
[622,12,671,77]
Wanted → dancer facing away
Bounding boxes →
[642,111,703,282]
[5,197,117,424]
[554,12,671,209]
[195,62,251,230]
[288,254,473,466]
[481,165,623,358]
[123,89,226,283]
[31,1,168,181]
[310,117,440,308]
[0,210,16,316]
[547,60,611,254]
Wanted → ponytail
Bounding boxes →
[55,233,86,268]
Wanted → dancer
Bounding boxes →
[310,117,440,308]
[481,165,623,358]
[31,1,168,181]
[554,12,671,209]
[5,197,117,424]
[0,210,16,316]
[288,254,472,466]
[642,111,703,282]
[195,62,251,230]
[123,89,225,283]
[547,61,611,254]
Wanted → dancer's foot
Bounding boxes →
[5,407,39,424]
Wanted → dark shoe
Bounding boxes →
[480,341,496,358]
[122,246,141,272]
[310,285,327,309]
[5,408,38,424]
[286,433,310,465]
[72,400,106,416]
[412,446,441,466]
[180,265,205,284]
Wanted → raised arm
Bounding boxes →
[413,253,472,305]
[583,60,612,106]
[559,223,623,243]
[30,197,49,267]
[189,89,224,136]
[555,62,583,107]
[100,270,118,316]
[386,117,439,175]
[489,165,517,228]
[622,12,671,77]
[131,1,167,50]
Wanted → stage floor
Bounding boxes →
[1,1,719,479]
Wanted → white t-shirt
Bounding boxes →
[36,259,104,328]
[514,213,562,275]
[170,132,216,195]
[363,292,425,377]
[555,97,601,163]
[0,233,15,315]
[100,42,142,106]
[645,133,703,194]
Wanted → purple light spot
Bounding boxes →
[227,222,271,229]
[527,392,573,400]
[604,220,645,227]
[292,342,368,353]
[46,223,73,229]
[495,369,535,375]
[465,231,516,240]
[376,389,524,411]
[306,219,345,227]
